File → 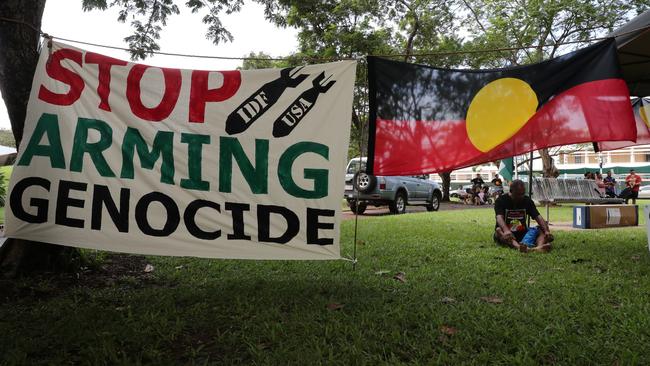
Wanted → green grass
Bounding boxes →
[2,206,650,365]
[0,165,13,179]
[0,165,12,223]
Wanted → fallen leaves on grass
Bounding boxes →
[375,270,391,276]
[393,272,406,283]
[630,255,641,261]
[480,296,504,304]
[143,264,155,273]
[440,297,456,304]
[540,353,558,365]
[439,325,458,335]
[326,303,345,311]
[609,301,622,309]
[571,258,589,264]
[527,278,536,284]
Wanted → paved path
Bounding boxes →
[341,202,491,220]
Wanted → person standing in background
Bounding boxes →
[491,174,503,187]
[471,173,485,188]
[625,169,642,204]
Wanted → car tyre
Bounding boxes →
[353,172,377,193]
[426,192,441,211]
[349,201,367,215]
[389,191,407,214]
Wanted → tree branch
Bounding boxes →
[461,0,487,34]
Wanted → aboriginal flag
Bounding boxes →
[367,39,636,175]
[597,97,650,151]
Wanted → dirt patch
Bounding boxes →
[0,253,159,303]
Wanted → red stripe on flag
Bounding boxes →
[373,78,635,175]
[599,100,649,151]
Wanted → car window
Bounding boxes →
[347,160,366,174]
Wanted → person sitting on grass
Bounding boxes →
[493,180,554,253]
[475,186,490,205]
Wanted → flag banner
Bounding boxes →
[498,157,514,182]
[367,39,636,175]
[6,41,356,260]
[597,97,650,151]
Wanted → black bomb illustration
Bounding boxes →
[272,72,336,138]
[226,66,308,135]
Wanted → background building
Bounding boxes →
[429,145,650,187]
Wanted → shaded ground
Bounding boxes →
[2,205,650,365]
[0,254,155,304]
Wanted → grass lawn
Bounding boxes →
[2,205,650,365]
[0,165,11,223]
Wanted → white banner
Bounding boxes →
[6,41,356,260]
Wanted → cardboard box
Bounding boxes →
[573,205,638,229]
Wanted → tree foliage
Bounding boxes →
[0,130,16,148]
[239,51,291,70]
[462,0,647,67]
[81,0,245,60]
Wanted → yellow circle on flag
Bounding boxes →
[640,104,650,129]
[466,78,539,152]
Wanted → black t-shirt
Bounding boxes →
[471,177,484,186]
[494,194,540,235]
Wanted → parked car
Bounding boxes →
[450,183,507,204]
[344,157,442,214]
[637,185,650,199]
[450,184,474,199]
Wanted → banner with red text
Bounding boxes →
[6,41,356,260]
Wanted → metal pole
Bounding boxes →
[352,57,369,271]
[599,152,603,175]
[514,154,519,180]
[528,150,534,227]
[528,151,534,194]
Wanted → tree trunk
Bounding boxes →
[0,0,45,144]
[539,148,559,178]
[0,0,79,277]
[439,172,451,202]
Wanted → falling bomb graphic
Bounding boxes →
[225,67,308,135]
[272,72,336,138]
